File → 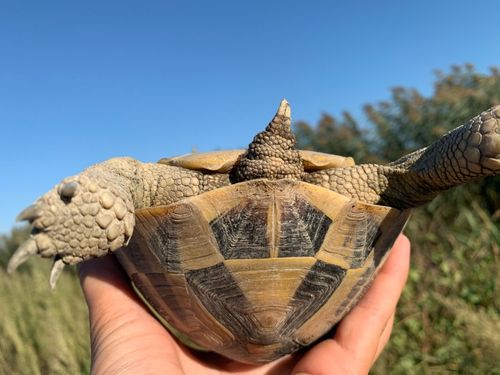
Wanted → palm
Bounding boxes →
[78,235,410,375]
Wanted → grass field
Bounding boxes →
[373,190,500,374]
[0,259,90,375]
[0,188,499,374]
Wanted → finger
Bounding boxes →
[335,234,410,370]
[373,311,395,365]
[292,234,410,375]
[78,256,182,373]
[77,255,173,339]
[78,254,137,308]
[78,258,299,375]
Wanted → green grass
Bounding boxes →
[373,191,500,374]
[0,193,498,374]
[0,256,90,375]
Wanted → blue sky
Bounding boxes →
[1,1,499,234]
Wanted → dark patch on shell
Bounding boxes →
[281,260,346,336]
[279,196,332,257]
[210,200,269,259]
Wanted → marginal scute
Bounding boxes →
[159,149,354,173]
[300,150,355,170]
[158,150,245,173]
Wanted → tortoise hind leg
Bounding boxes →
[395,106,500,184]
[383,105,500,207]
[304,106,500,209]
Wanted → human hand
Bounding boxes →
[78,234,410,375]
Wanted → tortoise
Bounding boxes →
[8,100,500,363]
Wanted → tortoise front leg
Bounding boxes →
[8,157,229,287]
[305,106,500,209]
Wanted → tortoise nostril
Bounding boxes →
[58,182,79,201]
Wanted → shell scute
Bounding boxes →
[115,179,410,363]
[158,149,355,173]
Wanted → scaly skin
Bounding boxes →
[304,106,500,207]
[8,158,228,286]
[230,99,304,182]
[8,101,500,287]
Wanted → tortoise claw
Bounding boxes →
[276,98,291,118]
[482,156,500,171]
[16,204,41,222]
[7,238,39,274]
[8,237,67,288]
[49,258,66,289]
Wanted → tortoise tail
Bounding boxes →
[230,100,304,183]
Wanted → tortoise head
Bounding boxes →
[230,99,304,183]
